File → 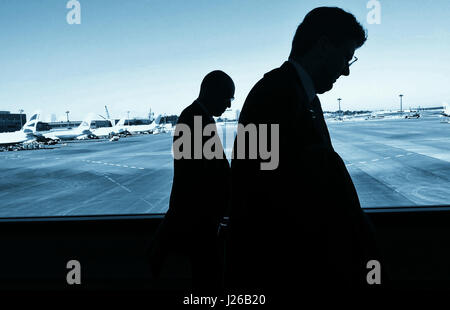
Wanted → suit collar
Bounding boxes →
[279,61,315,107]
[287,59,316,103]
[194,100,214,122]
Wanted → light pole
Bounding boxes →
[65,111,70,122]
[19,109,24,128]
[337,98,342,119]
[127,111,130,126]
[223,108,232,152]
[399,94,403,113]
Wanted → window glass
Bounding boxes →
[0,0,448,217]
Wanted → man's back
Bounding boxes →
[152,101,231,290]
[168,101,230,226]
[149,70,235,291]
[228,62,378,293]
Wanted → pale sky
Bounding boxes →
[0,0,449,121]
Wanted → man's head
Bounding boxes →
[289,7,367,94]
[198,70,235,117]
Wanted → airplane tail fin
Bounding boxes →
[21,112,41,134]
[443,102,450,116]
[78,113,95,133]
[115,117,126,127]
[154,114,163,125]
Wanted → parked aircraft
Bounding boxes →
[39,114,94,141]
[0,113,40,146]
[442,103,450,117]
[117,115,163,135]
[90,118,126,138]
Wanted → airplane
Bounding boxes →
[157,121,174,133]
[38,114,95,141]
[116,114,163,135]
[441,103,450,117]
[0,113,40,146]
[366,110,410,120]
[437,103,450,123]
[90,117,127,138]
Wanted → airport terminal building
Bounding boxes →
[48,119,153,129]
[0,111,27,133]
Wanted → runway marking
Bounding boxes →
[103,175,132,193]
[140,198,156,212]
[347,152,417,167]
[380,140,450,163]
[121,185,131,192]
[82,159,145,170]
[4,156,138,173]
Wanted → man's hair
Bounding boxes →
[289,7,367,58]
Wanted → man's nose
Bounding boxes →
[341,65,350,76]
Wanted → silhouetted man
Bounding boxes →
[227,7,383,296]
[150,70,235,291]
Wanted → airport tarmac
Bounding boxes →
[0,113,449,218]
[0,134,174,217]
[329,113,450,207]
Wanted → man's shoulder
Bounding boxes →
[176,102,216,131]
[239,62,304,123]
[246,62,302,105]
[178,102,204,123]
[179,101,201,116]
[263,61,298,87]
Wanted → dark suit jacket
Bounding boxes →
[150,100,231,289]
[227,62,382,293]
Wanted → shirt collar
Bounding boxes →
[195,100,214,121]
[288,58,316,103]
